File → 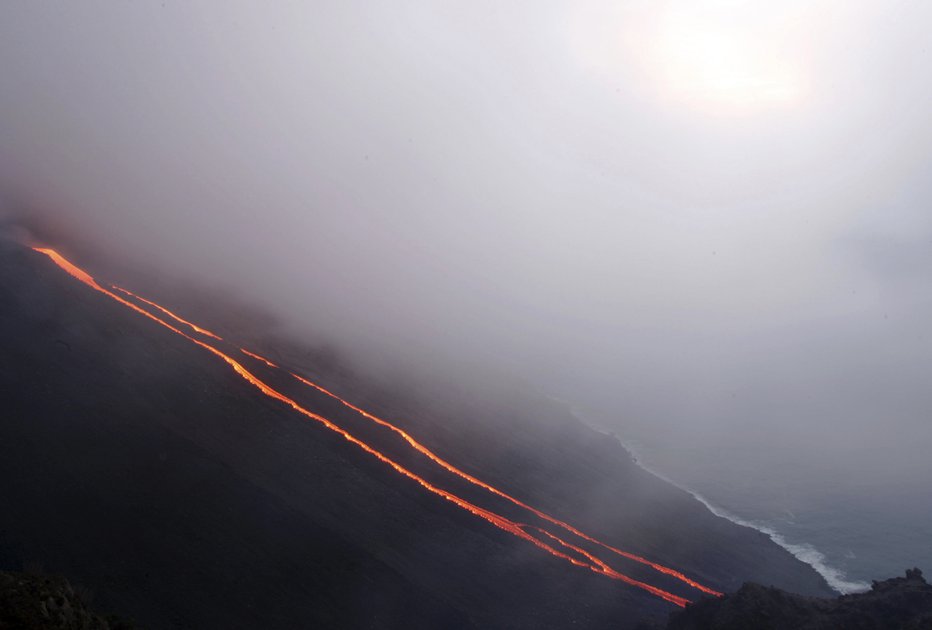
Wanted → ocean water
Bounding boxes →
[617,436,932,594]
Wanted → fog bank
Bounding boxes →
[2,2,931,487]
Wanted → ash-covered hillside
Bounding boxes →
[0,239,833,629]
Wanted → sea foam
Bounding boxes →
[621,439,871,594]
[548,398,871,595]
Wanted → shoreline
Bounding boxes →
[616,435,870,595]
[542,394,872,595]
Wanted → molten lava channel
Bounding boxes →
[240,348,278,368]
[286,372,722,597]
[112,285,222,340]
[32,246,721,607]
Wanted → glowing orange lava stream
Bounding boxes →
[234,356,718,597]
[287,372,722,597]
[32,246,706,607]
[240,348,278,368]
[224,347,719,596]
[112,285,222,340]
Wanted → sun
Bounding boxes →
[650,5,805,110]
[569,2,810,113]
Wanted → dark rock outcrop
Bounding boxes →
[664,568,932,629]
[0,570,135,629]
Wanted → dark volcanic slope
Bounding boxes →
[0,240,832,629]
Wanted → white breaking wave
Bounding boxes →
[545,397,872,595]
[620,439,871,595]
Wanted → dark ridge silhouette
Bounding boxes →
[658,568,932,629]
[0,569,136,629]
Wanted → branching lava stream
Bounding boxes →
[32,245,719,608]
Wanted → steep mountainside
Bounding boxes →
[0,239,833,628]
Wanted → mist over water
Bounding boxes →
[3,1,932,588]
[617,435,932,593]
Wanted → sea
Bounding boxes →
[583,421,932,594]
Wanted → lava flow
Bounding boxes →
[112,285,222,340]
[241,348,278,368]
[32,246,702,607]
[287,372,723,597]
[110,273,715,595]
[113,285,712,596]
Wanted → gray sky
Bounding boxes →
[2,2,931,483]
